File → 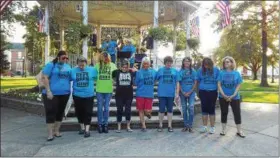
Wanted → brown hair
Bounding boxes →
[181,57,193,74]
[222,56,236,70]
[164,56,173,64]
[202,57,214,76]
[99,52,111,70]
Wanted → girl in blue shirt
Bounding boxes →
[42,50,71,141]
[178,57,197,133]
[71,56,98,138]
[197,57,220,134]
[135,57,157,132]
[156,56,180,132]
[218,56,245,138]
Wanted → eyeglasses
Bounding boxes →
[62,57,69,60]
[225,61,231,63]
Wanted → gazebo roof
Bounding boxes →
[37,1,199,26]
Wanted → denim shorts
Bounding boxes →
[158,97,174,113]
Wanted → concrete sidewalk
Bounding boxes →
[1,102,279,157]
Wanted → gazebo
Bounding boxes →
[37,1,199,66]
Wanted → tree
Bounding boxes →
[0,32,10,74]
[210,1,279,84]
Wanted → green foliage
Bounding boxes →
[148,26,173,42]
[0,32,10,74]
[80,24,92,39]
[187,38,200,51]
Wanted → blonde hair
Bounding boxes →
[140,57,150,69]
[222,56,236,70]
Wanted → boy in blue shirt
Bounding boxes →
[71,56,98,138]
[156,56,180,132]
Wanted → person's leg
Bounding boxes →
[43,94,57,140]
[115,96,123,132]
[209,91,218,134]
[158,97,166,131]
[230,99,244,137]
[84,97,94,137]
[187,93,196,132]
[54,94,70,136]
[219,97,229,135]
[103,93,112,133]
[199,90,208,133]
[180,93,188,130]
[144,98,153,119]
[96,93,104,133]
[125,98,133,131]
[136,97,146,130]
[73,96,85,134]
[167,97,174,131]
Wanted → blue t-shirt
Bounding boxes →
[101,40,117,55]
[218,70,243,100]
[121,44,136,64]
[178,68,197,93]
[42,62,71,95]
[197,67,220,91]
[71,66,98,98]
[156,67,179,97]
[135,68,157,98]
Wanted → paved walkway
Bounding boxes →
[1,102,279,157]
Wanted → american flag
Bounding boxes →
[216,0,231,28]
[190,16,200,38]
[38,8,45,32]
[0,0,12,14]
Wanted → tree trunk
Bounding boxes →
[271,65,275,83]
[253,69,258,80]
[260,1,269,87]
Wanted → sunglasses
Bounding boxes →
[225,60,231,63]
[62,57,69,60]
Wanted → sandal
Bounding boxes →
[47,137,54,141]
[141,128,147,132]
[157,126,163,132]
[168,127,173,132]
[236,132,246,138]
[220,131,226,136]
[127,128,133,132]
[115,129,121,133]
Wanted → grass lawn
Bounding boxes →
[0,77,279,104]
[1,77,37,92]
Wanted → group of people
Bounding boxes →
[41,49,245,141]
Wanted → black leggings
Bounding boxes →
[43,94,70,123]
[219,98,241,124]
[73,95,94,125]
[116,96,133,122]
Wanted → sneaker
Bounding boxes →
[78,129,85,135]
[200,126,208,133]
[98,125,103,133]
[103,125,109,133]
[209,127,215,134]
[84,131,90,138]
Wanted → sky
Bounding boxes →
[6,1,221,56]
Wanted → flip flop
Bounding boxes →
[220,131,226,136]
[47,137,54,141]
[236,132,246,138]
[115,129,121,133]
[157,126,163,132]
[127,128,133,132]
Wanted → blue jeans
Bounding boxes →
[96,93,112,125]
[180,92,195,127]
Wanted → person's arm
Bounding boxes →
[218,81,228,100]
[229,71,243,100]
[42,63,54,99]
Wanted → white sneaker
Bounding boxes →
[200,126,208,133]
[209,127,215,134]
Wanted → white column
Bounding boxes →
[153,1,159,69]
[44,3,50,65]
[138,25,142,49]
[97,23,101,48]
[59,19,65,50]
[185,11,191,57]
[82,0,88,58]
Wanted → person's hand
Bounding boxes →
[227,95,235,102]
[129,67,138,72]
[46,90,53,100]
[184,92,191,97]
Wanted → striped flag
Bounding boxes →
[190,16,200,38]
[216,0,231,28]
[38,8,45,32]
[0,0,12,14]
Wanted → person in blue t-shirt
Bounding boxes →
[156,56,180,132]
[178,57,198,133]
[71,56,98,138]
[41,50,71,141]
[218,56,245,138]
[101,35,118,63]
[135,57,157,132]
[197,57,220,134]
[121,39,136,68]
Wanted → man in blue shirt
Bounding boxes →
[101,35,118,63]
[121,39,136,68]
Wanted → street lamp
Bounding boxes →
[21,56,25,77]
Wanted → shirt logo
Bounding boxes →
[76,72,89,87]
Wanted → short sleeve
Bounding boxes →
[237,71,243,84]
[70,69,74,81]
[217,71,222,82]
[155,69,161,80]
[196,68,201,81]
[177,71,182,81]
[193,70,198,80]
[175,70,180,82]
[42,62,53,77]
[215,67,220,80]
[134,71,140,85]
[112,70,118,78]
[92,67,98,79]
[111,63,117,72]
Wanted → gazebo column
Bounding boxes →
[185,11,191,57]
[153,1,159,68]
[138,25,142,50]
[44,3,50,65]
[172,20,178,59]
[97,23,101,48]
[59,19,65,50]
[82,0,88,58]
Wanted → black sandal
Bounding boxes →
[168,127,173,132]
[220,131,226,136]
[236,132,246,138]
[47,137,54,141]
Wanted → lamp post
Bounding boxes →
[21,56,25,77]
